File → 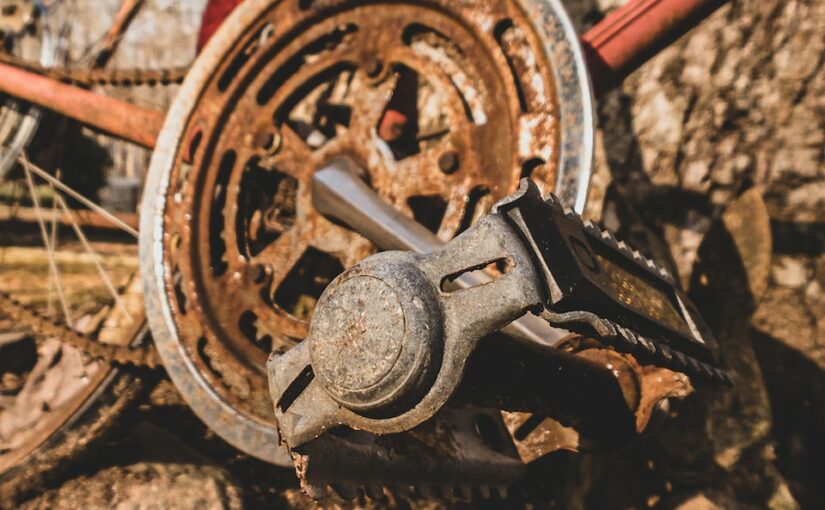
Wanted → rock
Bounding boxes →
[20,462,244,510]
[771,256,810,288]
[769,482,801,510]
[754,287,818,355]
[786,182,825,221]
[683,161,711,192]
[772,145,821,180]
[675,494,723,510]
[19,423,244,510]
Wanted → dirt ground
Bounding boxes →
[4,0,824,508]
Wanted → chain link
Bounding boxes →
[0,51,189,87]
[0,291,160,368]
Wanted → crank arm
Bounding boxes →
[311,158,728,384]
[312,158,567,348]
[268,209,547,496]
[269,210,543,444]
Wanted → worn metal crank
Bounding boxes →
[267,158,730,499]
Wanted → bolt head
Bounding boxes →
[438,151,460,174]
[253,130,282,155]
[246,263,269,284]
[364,57,383,78]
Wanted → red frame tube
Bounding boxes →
[0,61,165,149]
[582,0,728,91]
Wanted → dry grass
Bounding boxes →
[0,242,138,319]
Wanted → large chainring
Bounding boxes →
[141,0,594,465]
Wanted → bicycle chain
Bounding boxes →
[0,48,181,368]
[0,291,160,368]
[0,51,189,87]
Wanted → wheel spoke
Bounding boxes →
[47,172,59,317]
[258,305,308,344]
[436,185,483,241]
[21,154,72,327]
[265,123,315,179]
[18,156,138,238]
[389,144,452,197]
[55,194,132,323]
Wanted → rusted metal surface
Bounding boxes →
[0,62,165,148]
[582,0,729,91]
[140,0,593,465]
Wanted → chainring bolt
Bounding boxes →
[246,263,270,284]
[253,129,282,155]
[364,57,383,78]
[438,151,460,174]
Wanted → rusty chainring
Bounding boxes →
[141,0,594,465]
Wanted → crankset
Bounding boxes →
[267,162,730,498]
[141,0,593,467]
